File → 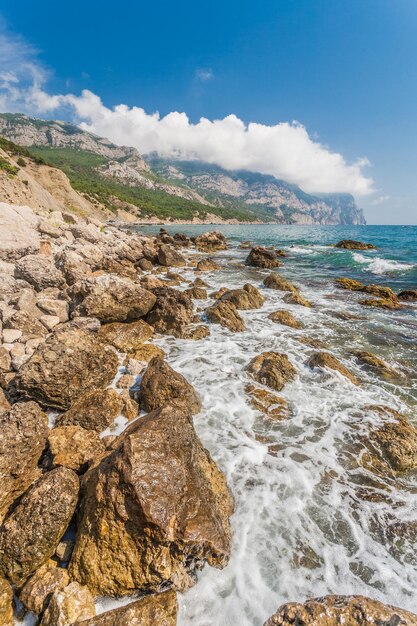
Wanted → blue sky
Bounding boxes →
[1,0,416,223]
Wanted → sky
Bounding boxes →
[0,0,416,224]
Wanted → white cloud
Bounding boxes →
[0,22,374,196]
[195,67,214,82]
[372,194,391,205]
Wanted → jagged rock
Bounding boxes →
[263,594,417,625]
[4,310,48,341]
[359,297,400,310]
[39,581,95,626]
[0,347,11,372]
[0,401,48,521]
[221,284,265,309]
[0,203,40,261]
[308,351,360,385]
[335,277,365,291]
[245,384,289,420]
[335,240,376,249]
[15,254,66,291]
[140,356,201,415]
[99,319,154,353]
[69,405,233,596]
[196,258,221,271]
[353,351,402,380]
[0,467,79,584]
[13,328,118,410]
[38,219,62,238]
[145,287,194,338]
[263,273,298,292]
[69,274,156,322]
[210,286,229,300]
[193,277,209,287]
[100,256,137,279]
[19,563,69,614]
[0,389,10,414]
[139,275,165,290]
[55,249,91,285]
[283,292,312,307]
[136,257,153,271]
[56,388,124,432]
[185,286,208,299]
[364,406,417,474]
[246,352,296,392]
[47,426,105,472]
[183,325,210,340]
[268,310,303,329]
[127,343,165,364]
[37,297,69,322]
[398,289,417,301]
[363,284,396,300]
[76,590,178,625]
[194,231,227,252]
[157,244,186,267]
[205,300,245,332]
[0,577,13,626]
[245,246,281,268]
[56,539,75,562]
[2,328,22,343]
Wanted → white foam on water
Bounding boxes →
[352,253,415,275]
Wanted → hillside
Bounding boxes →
[0,113,366,224]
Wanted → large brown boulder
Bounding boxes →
[263,273,297,292]
[398,289,417,301]
[268,310,303,329]
[245,247,281,268]
[335,277,365,291]
[205,300,245,332]
[359,297,400,310]
[157,244,186,267]
[308,352,360,386]
[69,274,156,322]
[196,258,220,271]
[363,284,396,300]
[283,292,312,307]
[247,352,296,392]
[39,581,95,626]
[76,590,178,625]
[0,467,79,584]
[140,356,201,415]
[364,406,417,474]
[245,384,289,421]
[221,284,265,309]
[145,287,194,338]
[15,254,66,291]
[47,426,105,472]
[353,351,403,381]
[99,319,154,353]
[19,563,69,614]
[264,594,417,625]
[194,231,227,252]
[12,328,119,410]
[335,240,376,249]
[56,388,124,432]
[0,577,13,626]
[69,405,233,596]
[55,249,91,286]
[0,401,48,521]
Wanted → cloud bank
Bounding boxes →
[0,23,374,196]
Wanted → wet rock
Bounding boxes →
[47,426,105,472]
[283,292,312,307]
[70,274,156,322]
[335,277,365,291]
[221,284,265,309]
[157,244,186,267]
[245,246,281,268]
[185,286,208,299]
[76,590,178,625]
[335,240,376,249]
[13,329,118,410]
[308,351,360,385]
[15,255,66,291]
[196,258,221,272]
[140,356,201,415]
[193,277,209,288]
[69,405,233,596]
[359,297,400,310]
[39,581,95,626]
[263,594,417,625]
[205,300,245,332]
[0,401,48,521]
[268,310,303,329]
[398,289,417,301]
[19,563,69,614]
[210,286,229,300]
[245,384,289,420]
[183,325,210,340]
[56,388,124,432]
[145,287,194,338]
[247,352,296,392]
[363,284,396,300]
[353,350,403,380]
[129,343,165,364]
[194,231,227,252]
[263,273,298,292]
[0,467,79,584]
[99,319,154,354]
[0,577,13,626]
[364,406,417,474]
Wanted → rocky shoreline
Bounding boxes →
[0,203,416,625]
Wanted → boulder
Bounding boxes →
[15,255,66,291]
[75,590,178,625]
[145,287,194,338]
[283,292,312,307]
[364,406,417,474]
[210,286,229,300]
[69,274,156,322]
[353,351,402,380]
[183,324,210,340]
[47,426,105,472]
[205,300,245,332]
[69,405,233,596]
[13,328,119,410]
[263,273,297,292]
[140,275,165,290]
[0,467,79,584]
[99,319,154,354]
[246,352,296,392]
[0,202,40,261]
[308,352,360,385]
[362,284,396,300]
[0,389,10,414]
[39,581,95,626]
[185,286,208,299]
[0,577,13,626]
[0,401,48,521]
[55,249,91,286]
[335,277,365,291]
[221,284,265,309]
[245,384,289,420]
[335,240,376,249]
[359,297,400,310]
[4,310,48,341]
[194,231,227,252]
[128,343,165,364]
[56,388,124,432]
[19,563,69,614]
[36,297,69,322]
[157,244,186,267]
[398,289,417,301]
[264,594,417,625]
[245,246,281,268]
[268,310,303,329]
[196,258,221,271]
[0,347,11,373]
[140,356,201,415]
[136,257,153,271]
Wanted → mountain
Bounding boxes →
[0,113,366,224]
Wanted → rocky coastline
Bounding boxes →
[0,202,416,625]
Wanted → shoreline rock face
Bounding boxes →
[69,405,233,597]
[75,590,178,625]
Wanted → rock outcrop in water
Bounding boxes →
[246,246,281,268]
[247,352,296,391]
[75,590,178,625]
[335,239,376,250]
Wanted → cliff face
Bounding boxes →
[0,113,366,224]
